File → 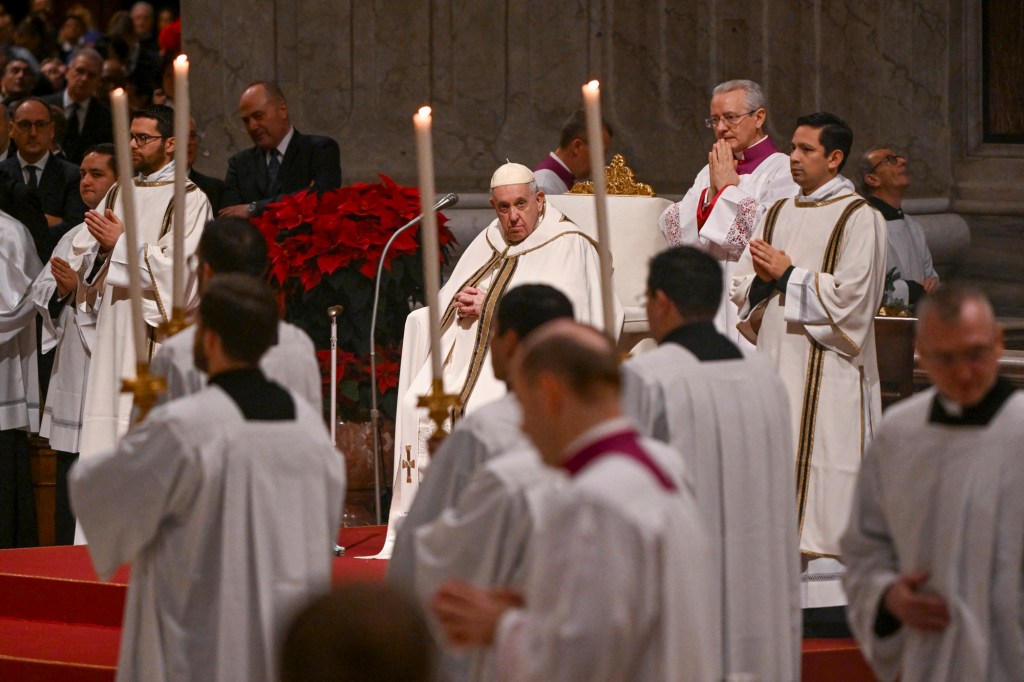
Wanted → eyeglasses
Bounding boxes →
[868,154,905,174]
[130,133,167,146]
[14,120,52,132]
[704,111,756,128]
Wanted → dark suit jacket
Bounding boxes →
[41,93,114,165]
[0,173,48,261]
[189,168,226,215]
[0,154,88,260]
[222,129,342,215]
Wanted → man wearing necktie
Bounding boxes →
[220,81,342,219]
[0,98,86,261]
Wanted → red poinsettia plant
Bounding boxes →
[253,176,456,421]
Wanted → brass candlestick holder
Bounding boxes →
[121,362,167,422]
[157,306,190,338]
[417,378,460,451]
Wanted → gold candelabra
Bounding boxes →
[121,362,167,422]
[417,378,460,451]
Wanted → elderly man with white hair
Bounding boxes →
[659,79,797,343]
[381,162,620,556]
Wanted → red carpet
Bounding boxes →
[1,525,875,681]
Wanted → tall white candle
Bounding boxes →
[171,55,190,312]
[110,88,147,366]
[413,106,443,381]
[582,80,616,338]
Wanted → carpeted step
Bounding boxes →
[0,617,118,682]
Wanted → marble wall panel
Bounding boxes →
[183,0,1014,203]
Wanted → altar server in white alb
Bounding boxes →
[390,284,573,682]
[732,112,885,630]
[71,274,345,682]
[150,216,320,408]
[659,79,797,342]
[842,285,1024,682]
[432,321,717,682]
[622,246,800,681]
[385,162,620,555]
[856,146,940,309]
[67,104,212,467]
[0,206,42,548]
[31,144,117,544]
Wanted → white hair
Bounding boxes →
[712,79,766,112]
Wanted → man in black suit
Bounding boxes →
[220,81,341,218]
[42,48,113,165]
[0,98,87,261]
[188,118,225,214]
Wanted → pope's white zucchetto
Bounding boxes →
[490,162,535,189]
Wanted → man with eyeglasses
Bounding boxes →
[385,162,620,558]
[659,79,797,345]
[0,97,86,261]
[731,111,886,636]
[842,284,1024,681]
[532,109,612,196]
[857,147,939,309]
[66,105,212,529]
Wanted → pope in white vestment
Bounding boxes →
[68,161,211,465]
[622,319,801,681]
[384,163,620,555]
[731,173,886,607]
[660,80,798,343]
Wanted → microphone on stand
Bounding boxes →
[366,192,459,525]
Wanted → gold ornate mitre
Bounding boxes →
[567,154,656,196]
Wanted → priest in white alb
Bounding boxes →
[731,112,885,631]
[150,217,320,408]
[67,105,211,475]
[431,321,717,681]
[622,246,800,681]
[659,79,797,343]
[0,208,42,548]
[842,285,1024,681]
[384,162,620,555]
[31,145,117,544]
[70,275,345,682]
[389,284,574,682]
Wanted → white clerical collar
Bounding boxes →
[18,151,50,174]
[735,134,769,161]
[936,393,964,418]
[548,151,571,173]
[561,415,636,462]
[140,159,176,183]
[273,126,295,161]
[797,174,855,204]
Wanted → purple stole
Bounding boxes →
[562,428,677,491]
[533,153,576,191]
